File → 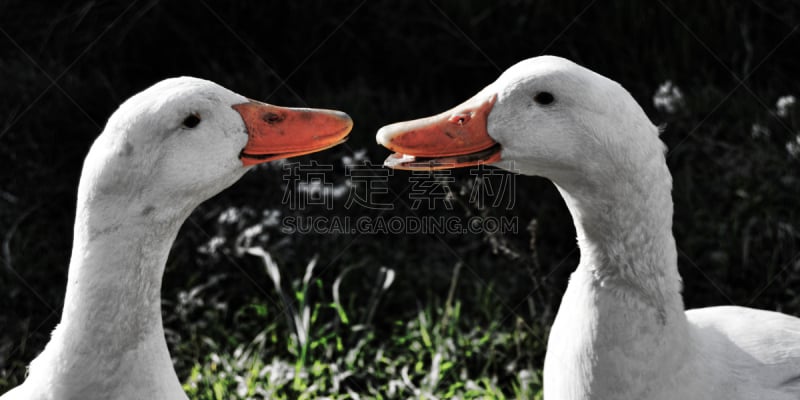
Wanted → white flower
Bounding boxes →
[786,135,800,158]
[297,180,325,195]
[342,148,368,166]
[332,184,348,199]
[653,80,685,114]
[297,180,348,199]
[261,209,282,227]
[218,206,241,224]
[776,95,796,118]
[750,123,770,139]
[197,235,226,254]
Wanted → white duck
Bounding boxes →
[1,77,353,400]
[377,56,800,400]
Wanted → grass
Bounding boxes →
[1,1,800,398]
[178,252,545,399]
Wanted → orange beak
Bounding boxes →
[376,94,500,170]
[232,101,353,166]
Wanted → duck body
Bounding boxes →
[377,55,800,399]
[548,275,800,399]
[1,77,352,400]
[687,306,800,398]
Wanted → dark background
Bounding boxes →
[2,1,799,397]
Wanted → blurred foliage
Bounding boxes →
[1,0,799,397]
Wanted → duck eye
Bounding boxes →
[534,92,555,105]
[182,114,201,128]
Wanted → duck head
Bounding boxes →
[81,77,352,218]
[377,56,661,187]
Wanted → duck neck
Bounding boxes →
[544,151,689,398]
[48,191,191,394]
[560,155,682,307]
[62,203,180,349]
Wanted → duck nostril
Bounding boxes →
[262,112,284,124]
[448,113,472,126]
